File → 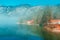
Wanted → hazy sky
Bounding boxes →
[0,0,60,6]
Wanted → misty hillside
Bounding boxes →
[0,5,60,21]
[0,5,45,24]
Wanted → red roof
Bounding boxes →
[50,19,60,22]
[50,19,60,24]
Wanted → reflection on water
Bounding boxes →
[0,24,43,40]
[0,15,43,40]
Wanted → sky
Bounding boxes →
[0,0,60,6]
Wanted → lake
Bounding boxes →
[0,15,44,40]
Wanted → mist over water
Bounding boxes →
[0,14,43,40]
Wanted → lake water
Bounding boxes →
[0,15,44,40]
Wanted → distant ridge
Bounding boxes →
[0,4,31,7]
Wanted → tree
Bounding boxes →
[40,6,52,27]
